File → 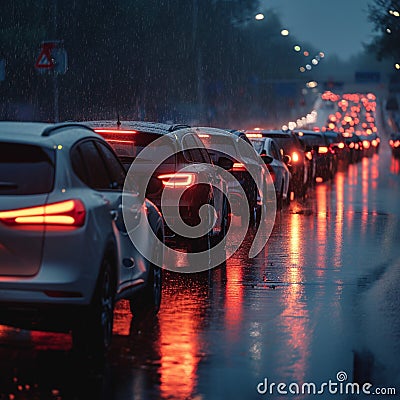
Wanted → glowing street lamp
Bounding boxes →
[255,13,265,20]
[294,45,301,52]
[280,29,289,36]
[395,63,400,70]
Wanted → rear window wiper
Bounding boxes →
[0,182,18,190]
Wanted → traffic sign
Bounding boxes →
[35,42,56,69]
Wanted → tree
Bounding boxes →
[367,0,400,61]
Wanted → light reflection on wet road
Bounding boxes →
[0,143,400,400]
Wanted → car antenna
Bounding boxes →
[117,112,121,127]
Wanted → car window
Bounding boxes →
[270,141,281,160]
[182,134,207,163]
[0,142,55,195]
[95,141,126,190]
[72,140,115,190]
[249,139,264,155]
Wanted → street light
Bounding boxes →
[280,29,290,36]
[255,13,265,20]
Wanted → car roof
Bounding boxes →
[0,121,101,145]
[245,129,292,136]
[83,120,190,135]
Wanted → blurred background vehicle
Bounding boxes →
[389,132,400,158]
[293,129,336,183]
[245,129,308,199]
[246,135,290,210]
[194,127,264,224]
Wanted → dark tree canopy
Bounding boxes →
[367,0,400,61]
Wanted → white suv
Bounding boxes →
[0,122,164,354]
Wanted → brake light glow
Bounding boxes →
[197,134,210,138]
[305,151,312,161]
[318,146,329,154]
[246,133,263,138]
[291,152,299,162]
[94,128,137,134]
[232,162,246,171]
[371,139,378,147]
[158,173,196,188]
[338,142,345,149]
[349,142,355,149]
[363,140,371,149]
[0,200,86,226]
[105,139,134,144]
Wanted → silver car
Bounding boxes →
[0,122,164,354]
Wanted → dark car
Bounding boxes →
[86,121,231,251]
[194,127,265,224]
[389,132,400,158]
[293,129,336,182]
[344,134,364,164]
[322,130,349,169]
[246,129,309,197]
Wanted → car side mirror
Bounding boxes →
[261,154,273,164]
[217,156,234,170]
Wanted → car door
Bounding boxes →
[72,140,142,289]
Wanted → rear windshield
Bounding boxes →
[0,142,55,195]
[300,134,326,146]
[249,139,265,154]
[101,132,176,164]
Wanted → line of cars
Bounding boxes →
[0,91,381,353]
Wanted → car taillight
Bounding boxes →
[338,142,345,149]
[305,151,313,161]
[231,162,246,171]
[157,173,196,188]
[94,128,137,134]
[318,146,329,154]
[371,139,378,147]
[0,200,86,226]
[363,140,370,149]
[291,152,300,162]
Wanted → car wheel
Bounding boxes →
[72,256,115,355]
[130,239,163,319]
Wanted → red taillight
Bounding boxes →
[338,142,345,149]
[158,173,196,188]
[305,151,313,161]
[371,139,378,147]
[231,162,246,171]
[0,200,86,226]
[363,140,370,149]
[94,128,137,134]
[318,146,329,154]
[246,133,263,138]
[291,152,300,162]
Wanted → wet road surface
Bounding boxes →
[0,142,400,399]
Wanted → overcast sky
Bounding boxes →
[263,0,376,61]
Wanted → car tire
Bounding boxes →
[72,256,115,355]
[129,238,163,320]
